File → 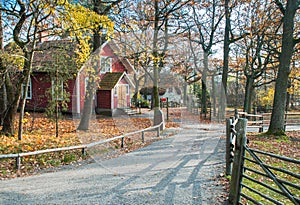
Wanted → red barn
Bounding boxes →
[25,40,135,116]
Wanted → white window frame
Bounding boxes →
[22,78,32,99]
[51,79,64,100]
[100,56,112,74]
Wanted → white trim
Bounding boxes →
[108,40,137,75]
[22,77,32,100]
[114,86,118,96]
[111,88,114,109]
[76,73,80,114]
[123,72,135,89]
[77,41,109,74]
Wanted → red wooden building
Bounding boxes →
[25,40,135,116]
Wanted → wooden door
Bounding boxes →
[117,85,127,108]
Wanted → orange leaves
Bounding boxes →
[0,113,162,179]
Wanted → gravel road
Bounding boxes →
[0,122,227,205]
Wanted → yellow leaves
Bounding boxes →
[257,87,274,107]
[56,2,114,66]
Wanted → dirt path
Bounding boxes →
[0,122,227,205]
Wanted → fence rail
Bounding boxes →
[0,122,164,170]
[227,109,300,132]
[226,118,300,205]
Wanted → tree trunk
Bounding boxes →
[268,0,298,134]
[0,84,5,126]
[212,75,217,117]
[201,51,208,116]
[18,51,34,140]
[243,76,254,113]
[133,72,140,106]
[152,0,162,126]
[220,0,230,120]
[77,33,102,130]
[0,9,5,126]
[183,79,188,106]
[1,73,19,135]
[77,1,104,130]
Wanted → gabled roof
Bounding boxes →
[32,40,77,73]
[99,72,124,90]
[102,40,136,75]
[98,72,135,91]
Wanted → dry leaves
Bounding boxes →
[0,112,180,180]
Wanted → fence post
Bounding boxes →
[259,115,264,133]
[226,118,233,176]
[16,155,21,170]
[81,148,86,156]
[121,137,124,148]
[228,118,248,205]
[142,131,145,143]
[166,97,169,121]
[234,109,239,119]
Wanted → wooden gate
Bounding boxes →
[227,118,300,205]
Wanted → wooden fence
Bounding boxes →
[226,118,300,205]
[0,122,164,171]
[227,109,300,133]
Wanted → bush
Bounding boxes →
[133,98,150,108]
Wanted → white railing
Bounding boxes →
[0,122,164,170]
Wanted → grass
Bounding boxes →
[239,131,300,204]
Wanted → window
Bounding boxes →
[100,56,112,73]
[126,85,129,95]
[22,78,32,99]
[114,86,118,96]
[52,80,64,100]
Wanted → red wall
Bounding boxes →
[113,59,126,73]
[26,73,78,113]
[26,73,51,111]
[26,43,130,114]
[67,78,76,113]
[101,43,127,73]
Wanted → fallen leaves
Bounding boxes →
[0,112,180,180]
[248,131,300,159]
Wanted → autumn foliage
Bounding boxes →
[0,112,156,179]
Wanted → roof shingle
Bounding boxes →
[98,72,124,90]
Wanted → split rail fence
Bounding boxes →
[226,117,300,205]
[228,109,300,133]
[0,122,164,171]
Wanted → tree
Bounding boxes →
[1,0,112,137]
[231,0,282,113]
[0,3,4,126]
[115,0,192,125]
[185,0,224,117]
[169,35,196,106]
[77,0,121,131]
[219,0,230,120]
[268,0,300,134]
